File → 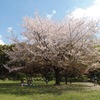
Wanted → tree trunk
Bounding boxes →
[53,66,60,85]
[69,77,72,84]
[64,73,68,84]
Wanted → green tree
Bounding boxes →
[0,44,14,79]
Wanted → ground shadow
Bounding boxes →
[0,81,92,96]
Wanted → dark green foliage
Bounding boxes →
[15,72,26,80]
[0,44,14,79]
[87,68,100,84]
[45,72,54,81]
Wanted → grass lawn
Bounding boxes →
[0,80,100,100]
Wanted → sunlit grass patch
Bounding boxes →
[0,80,100,100]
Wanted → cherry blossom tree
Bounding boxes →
[4,14,100,85]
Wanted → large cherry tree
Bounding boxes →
[5,14,100,85]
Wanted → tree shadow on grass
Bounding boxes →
[0,82,92,96]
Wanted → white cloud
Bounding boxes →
[71,8,86,18]
[52,10,56,14]
[0,35,4,45]
[7,27,13,33]
[94,0,100,4]
[46,10,56,19]
[71,0,100,19]
[0,40,4,45]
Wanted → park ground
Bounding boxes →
[0,80,100,100]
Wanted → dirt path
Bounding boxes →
[80,82,100,90]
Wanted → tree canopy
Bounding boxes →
[4,14,100,85]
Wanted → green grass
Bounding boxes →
[0,80,100,100]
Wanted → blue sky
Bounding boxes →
[0,0,99,44]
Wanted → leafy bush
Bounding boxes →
[33,77,43,81]
[46,72,54,81]
[15,72,26,80]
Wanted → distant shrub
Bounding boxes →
[45,72,54,81]
[15,72,26,80]
[33,77,43,81]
